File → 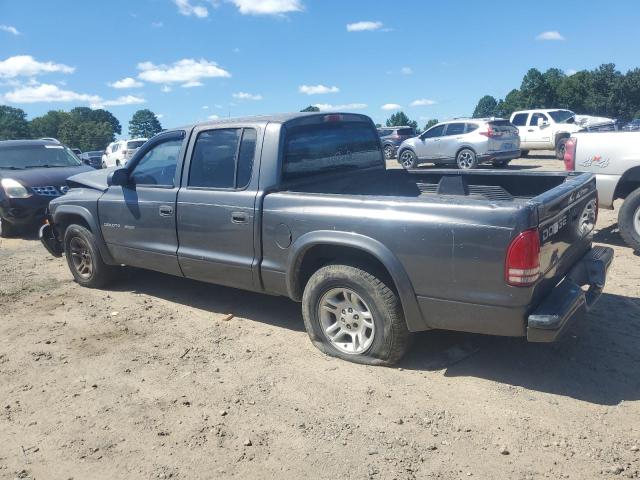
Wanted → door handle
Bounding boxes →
[159,205,174,217]
[231,212,248,224]
[527,129,535,132]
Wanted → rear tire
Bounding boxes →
[555,138,568,160]
[64,224,118,288]
[302,264,410,366]
[0,217,18,238]
[383,145,395,160]
[520,150,529,157]
[618,188,640,252]
[456,148,477,169]
[399,150,417,169]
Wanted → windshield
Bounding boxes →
[0,144,82,169]
[548,110,575,123]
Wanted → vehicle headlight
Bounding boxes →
[1,178,31,198]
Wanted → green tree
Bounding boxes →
[58,116,114,151]
[542,68,566,106]
[129,109,162,138]
[472,95,498,118]
[300,105,320,112]
[423,119,439,130]
[557,71,590,112]
[385,111,418,131]
[0,105,30,140]
[500,89,523,115]
[70,107,122,135]
[29,110,69,139]
[519,68,550,109]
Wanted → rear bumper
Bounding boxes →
[527,246,614,342]
[477,150,521,163]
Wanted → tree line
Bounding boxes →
[0,106,163,151]
[472,63,640,120]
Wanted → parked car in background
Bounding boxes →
[397,118,520,169]
[377,126,416,160]
[0,140,92,237]
[79,151,104,169]
[510,109,615,159]
[564,131,640,251]
[101,138,148,168]
[622,119,640,132]
[40,112,610,365]
[71,148,82,156]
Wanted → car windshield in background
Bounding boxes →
[548,110,575,123]
[283,122,382,180]
[396,128,415,136]
[0,144,82,169]
[127,141,145,149]
[86,150,103,156]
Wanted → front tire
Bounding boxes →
[456,148,477,169]
[0,217,18,238]
[555,138,568,160]
[618,188,640,252]
[302,264,410,366]
[520,150,529,157]
[64,224,118,288]
[399,150,417,169]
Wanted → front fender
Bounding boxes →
[286,230,427,332]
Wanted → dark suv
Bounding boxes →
[377,126,416,159]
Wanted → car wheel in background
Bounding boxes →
[399,150,417,169]
[555,138,568,160]
[618,188,640,252]
[0,217,18,238]
[456,149,477,169]
[520,150,529,157]
[64,224,118,288]
[302,264,410,366]
[384,145,395,160]
[492,160,509,168]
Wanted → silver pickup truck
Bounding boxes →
[40,112,612,365]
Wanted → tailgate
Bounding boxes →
[535,173,597,281]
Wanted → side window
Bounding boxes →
[422,124,446,139]
[465,123,479,133]
[529,113,547,126]
[511,113,528,126]
[188,128,257,189]
[444,123,465,136]
[130,138,182,186]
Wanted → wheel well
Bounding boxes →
[555,132,570,146]
[55,213,91,239]
[614,166,640,200]
[456,146,476,158]
[293,244,397,301]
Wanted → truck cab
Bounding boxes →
[510,109,582,159]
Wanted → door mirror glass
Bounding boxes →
[537,117,545,127]
[108,167,129,186]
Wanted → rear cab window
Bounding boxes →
[282,117,382,181]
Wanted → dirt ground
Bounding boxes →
[1,152,639,480]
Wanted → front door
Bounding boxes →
[415,124,446,160]
[98,132,185,275]
[525,112,552,148]
[438,122,466,160]
[176,126,260,291]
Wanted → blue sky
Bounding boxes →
[1,0,640,135]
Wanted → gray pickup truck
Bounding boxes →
[40,112,613,365]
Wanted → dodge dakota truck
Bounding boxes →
[564,131,640,251]
[40,112,613,365]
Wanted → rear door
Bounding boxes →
[98,131,185,275]
[415,124,446,159]
[176,125,260,291]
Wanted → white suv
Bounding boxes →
[101,138,147,168]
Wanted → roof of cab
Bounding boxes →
[0,139,65,149]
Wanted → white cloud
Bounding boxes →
[109,77,144,89]
[0,55,75,79]
[92,95,146,108]
[381,103,402,111]
[0,25,20,35]
[230,0,302,15]
[202,105,209,109]
[400,67,413,75]
[233,91,262,100]
[173,0,209,17]
[313,103,367,111]
[346,21,382,32]
[410,98,437,107]
[536,31,565,41]
[299,84,339,95]
[138,58,230,87]
[565,68,577,76]
[3,83,101,104]
[182,80,204,87]
[156,113,165,119]
[208,114,220,120]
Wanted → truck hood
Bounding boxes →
[66,167,114,191]
[0,165,92,188]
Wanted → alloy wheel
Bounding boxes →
[318,287,375,355]
[384,145,394,160]
[457,150,475,169]
[69,237,93,279]
[400,151,415,169]
[634,206,640,236]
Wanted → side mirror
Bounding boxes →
[107,167,129,187]
[537,118,548,127]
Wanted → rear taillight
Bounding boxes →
[564,137,577,170]
[505,229,541,286]
[479,125,502,138]
[324,114,343,122]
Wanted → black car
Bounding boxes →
[79,150,104,169]
[0,140,92,237]
[377,126,416,160]
[622,119,640,131]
